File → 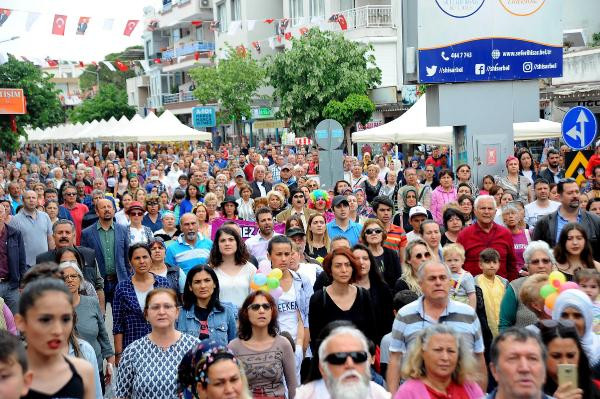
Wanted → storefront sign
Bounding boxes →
[253,119,286,129]
[0,89,26,114]
[415,0,562,83]
[251,107,275,119]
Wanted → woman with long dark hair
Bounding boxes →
[180,184,202,216]
[359,218,402,288]
[554,223,600,280]
[228,291,297,398]
[518,149,539,184]
[177,265,237,345]
[208,227,255,309]
[305,213,330,259]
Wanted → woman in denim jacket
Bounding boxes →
[176,264,237,346]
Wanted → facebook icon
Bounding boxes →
[475,64,486,75]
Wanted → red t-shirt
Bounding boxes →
[425,382,469,399]
[66,203,89,245]
[244,163,255,182]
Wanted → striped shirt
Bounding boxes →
[389,296,484,354]
[384,224,407,255]
[165,233,213,274]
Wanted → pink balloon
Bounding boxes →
[270,287,283,299]
[544,305,552,316]
[552,279,561,288]
[559,281,579,292]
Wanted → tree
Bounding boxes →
[69,84,135,123]
[0,55,66,152]
[189,46,265,139]
[79,46,142,91]
[266,28,381,135]
[323,94,375,152]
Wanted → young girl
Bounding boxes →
[575,269,600,334]
[443,243,476,309]
[480,175,495,195]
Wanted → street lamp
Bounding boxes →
[0,36,20,44]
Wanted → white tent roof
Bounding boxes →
[352,94,561,144]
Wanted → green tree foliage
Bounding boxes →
[0,55,66,152]
[79,46,142,91]
[69,84,135,123]
[323,94,375,152]
[266,28,381,135]
[189,46,265,136]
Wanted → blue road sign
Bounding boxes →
[561,106,598,151]
[192,107,216,128]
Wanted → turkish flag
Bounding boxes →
[263,18,274,24]
[191,20,202,26]
[154,58,161,64]
[123,20,139,36]
[194,51,200,60]
[52,14,67,35]
[79,61,84,67]
[337,15,348,30]
[284,32,292,41]
[45,57,58,67]
[299,27,308,36]
[115,60,129,71]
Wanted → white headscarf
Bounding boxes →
[552,288,600,366]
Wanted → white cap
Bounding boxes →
[409,205,428,219]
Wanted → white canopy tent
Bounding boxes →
[352,94,561,144]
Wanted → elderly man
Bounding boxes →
[386,260,486,393]
[296,326,390,399]
[165,213,212,274]
[486,328,550,399]
[533,177,600,260]
[250,165,272,199]
[457,195,518,281]
[276,188,316,227]
[9,190,54,267]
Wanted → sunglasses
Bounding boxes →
[530,258,551,265]
[414,252,431,260]
[64,192,76,196]
[324,351,368,365]
[248,303,271,311]
[293,195,305,199]
[130,212,144,216]
[365,228,383,235]
[146,202,159,206]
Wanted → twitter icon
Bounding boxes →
[426,65,438,77]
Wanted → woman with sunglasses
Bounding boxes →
[228,291,297,399]
[178,339,252,399]
[177,265,237,345]
[115,288,199,399]
[309,248,377,352]
[394,239,430,295]
[394,324,483,399]
[148,237,185,295]
[59,261,114,391]
[127,201,153,245]
[359,219,402,289]
[554,223,600,281]
[113,244,170,366]
[536,319,599,398]
[498,241,555,332]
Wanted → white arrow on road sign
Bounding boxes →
[565,110,589,147]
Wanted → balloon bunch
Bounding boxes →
[250,260,284,299]
[539,271,580,315]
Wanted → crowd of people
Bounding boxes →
[0,138,600,399]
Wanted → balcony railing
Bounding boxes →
[162,41,216,59]
[334,5,395,31]
[163,91,196,104]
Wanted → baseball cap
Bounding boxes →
[409,206,428,219]
[281,164,292,171]
[234,170,245,178]
[72,150,79,154]
[127,201,145,214]
[286,227,306,238]
[332,195,349,208]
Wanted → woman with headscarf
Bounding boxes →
[552,288,600,368]
[354,187,373,219]
[392,186,431,231]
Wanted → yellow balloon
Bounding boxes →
[269,268,283,280]
[548,271,566,285]
[259,285,269,292]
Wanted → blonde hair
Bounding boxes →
[306,213,331,253]
[203,192,218,204]
[402,324,479,385]
[266,190,285,204]
[519,273,548,311]
[442,243,465,261]
[402,239,429,295]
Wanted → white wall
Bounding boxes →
[562,0,600,43]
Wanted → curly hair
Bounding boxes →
[308,189,331,210]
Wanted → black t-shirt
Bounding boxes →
[305,245,328,260]
[194,306,210,340]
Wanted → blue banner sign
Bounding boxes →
[192,107,216,128]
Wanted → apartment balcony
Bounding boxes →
[158,0,213,28]
[162,41,216,59]
[330,5,396,40]
[163,90,196,104]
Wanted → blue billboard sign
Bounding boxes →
[192,107,216,128]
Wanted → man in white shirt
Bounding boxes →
[245,207,280,262]
[524,178,559,228]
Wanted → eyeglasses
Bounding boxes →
[414,252,432,260]
[64,192,76,196]
[248,303,271,311]
[530,258,552,265]
[146,202,159,206]
[63,274,80,281]
[293,195,305,199]
[365,228,383,235]
[324,351,368,365]
[130,212,144,216]
[148,304,176,311]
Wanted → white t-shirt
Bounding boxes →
[214,262,255,309]
[525,200,560,228]
[296,263,323,287]
[277,283,299,341]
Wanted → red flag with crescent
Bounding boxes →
[284,32,292,41]
[123,20,139,36]
[263,18,274,24]
[115,60,129,71]
[337,14,348,30]
[52,14,67,35]
[191,20,202,26]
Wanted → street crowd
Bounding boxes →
[0,138,600,399]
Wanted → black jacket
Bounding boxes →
[36,246,104,290]
[3,225,26,289]
[533,209,600,261]
[250,180,273,199]
[538,167,564,185]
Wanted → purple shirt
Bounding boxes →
[512,230,530,273]
[0,227,8,278]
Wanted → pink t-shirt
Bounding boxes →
[512,230,530,273]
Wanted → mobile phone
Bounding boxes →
[557,364,578,388]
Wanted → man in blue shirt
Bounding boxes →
[165,213,212,274]
[326,195,362,246]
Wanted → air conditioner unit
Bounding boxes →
[201,0,210,7]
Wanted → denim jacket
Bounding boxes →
[176,302,237,347]
[290,269,313,328]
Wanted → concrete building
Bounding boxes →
[42,64,86,109]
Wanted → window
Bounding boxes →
[216,2,227,32]
[340,0,354,11]
[195,26,204,42]
[309,0,324,18]
[289,0,304,23]
[231,0,241,20]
